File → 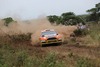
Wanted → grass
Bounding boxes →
[0,44,65,67]
[68,23,100,47]
[82,23,100,47]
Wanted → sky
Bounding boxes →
[0,0,99,20]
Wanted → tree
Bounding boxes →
[47,15,61,24]
[61,12,75,21]
[3,17,14,26]
[87,3,100,23]
[95,3,100,12]
[47,15,59,24]
[61,12,85,25]
[77,14,89,22]
[47,12,85,25]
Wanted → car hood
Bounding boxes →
[44,34,57,38]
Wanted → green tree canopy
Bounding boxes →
[47,12,85,25]
[3,17,14,26]
[87,3,100,22]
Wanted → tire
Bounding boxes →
[57,42,62,46]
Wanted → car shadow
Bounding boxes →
[42,43,61,47]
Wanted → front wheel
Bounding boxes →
[57,42,62,46]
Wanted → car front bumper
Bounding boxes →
[40,39,62,45]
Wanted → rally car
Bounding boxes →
[39,29,62,46]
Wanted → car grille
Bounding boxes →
[47,37,57,40]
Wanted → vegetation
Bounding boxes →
[0,22,100,67]
[87,3,100,23]
[0,43,65,67]
[2,17,14,26]
[47,3,100,25]
[47,12,85,25]
[9,33,32,42]
[73,28,88,36]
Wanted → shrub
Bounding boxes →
[68,52,74,58]
[24,57,41,67]
[24,53,65,67]
[41,53,56,67]
[41,53,65,67]
[76,57,94,67]
[73,29,88,36]
[10,33,32,42]
[3,17,14,26]
[16,51,28,67]
[0,52,4,67]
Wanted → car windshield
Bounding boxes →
[42,31,57,35]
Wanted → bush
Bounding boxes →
[24,53,65,67]
[3,17,14,26]
[73,29,88,36]
[0,52,4,67]
[16,51,28,67]
[68,52,74,58]
[41,53,64,67]
[10,33,32,42]
[41,53,57,67]
[76,57,95,67]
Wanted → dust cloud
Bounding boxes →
[0,18,77,45]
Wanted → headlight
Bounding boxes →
[58,38,62,40]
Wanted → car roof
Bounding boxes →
[41,29,55,32]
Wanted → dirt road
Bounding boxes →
[17,41,100,60]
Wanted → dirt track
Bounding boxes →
[16,41,100,60]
